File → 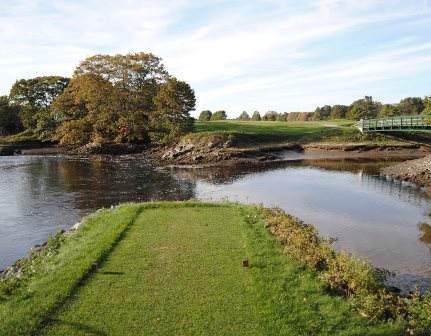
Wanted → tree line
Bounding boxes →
[0,52,196,144]
[313,95,431,121]
[198,110,311,122]
[198,95,431,123]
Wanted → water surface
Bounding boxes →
[0,155,430,292]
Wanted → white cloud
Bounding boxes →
[0,0,430,117]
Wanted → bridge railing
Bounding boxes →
[356,115,431,132]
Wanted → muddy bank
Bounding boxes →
[381,155,431,187]
[149,138,430,167]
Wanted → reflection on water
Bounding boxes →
[180,159,431,292]
[0,155,196,268]
[0,155,430,293]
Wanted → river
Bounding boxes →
[0,155,430,293]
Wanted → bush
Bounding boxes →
[257,205,431,335]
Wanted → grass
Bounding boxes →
[0,203,143,335]
[1,202,402,335]
[0,130,40,145]
[190,120,431,147]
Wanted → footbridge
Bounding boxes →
[355,115,431,133]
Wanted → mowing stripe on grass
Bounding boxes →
[42,206,262,335]
[33,203,400,336]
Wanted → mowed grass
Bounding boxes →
[38,203,399,336]
[192,120,431,147]
[191,120,358,146]
[196,120,352,135]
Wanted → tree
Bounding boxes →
[0,96,22,135]
[237,111,250,121]
[52,52,188,145]
[262,111,278,121]
[211,110,227,120]
[331,105,348,119]
[378,104,399,117]
[346,96,379,120]
[312,107,322,121]
[423,96,431,115]
[398,97,424,115]
[151,78,196,143]
[198,110,212,121]
[251,111,261,121]
[320,105,332,120]
[52,74,121,144]
[9,76,70,132]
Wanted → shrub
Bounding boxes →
[257,205,431,335]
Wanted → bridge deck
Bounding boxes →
[356,115,431,132]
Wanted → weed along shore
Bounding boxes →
[1,201,430,335]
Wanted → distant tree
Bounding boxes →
[299,112,312,121]
[286,112,299,122]
[262,111,278,121]
[312,107,322,121]
[378,104,399,117]
[198,110,212,121]
[398,97,424,115]
[237,111,250,121]
[423,96,431,115]
[346,96,379,120]
[330,105,348,119]
[320,105,332,120]
[278,112,289,121]
[211,110,227,120]
[9,76,70,133]
[251,111,261,121]
[151,78,196,143]
[0,96,22,135]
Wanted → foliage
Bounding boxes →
[0,96,22,135]
[331,105,348,119]
[237,110,250,120]
[347,96,380,120]
[9,76,69,132]
[379,104,399,117]
[151,77,195,143]
[398,97,424,116]
[211,110,227,120]
[51,52,195,145]
[423,96,431,115]
[251,110,261,121]
[262,110,278,121]
[257,205,431,335]
[198,110,212,121]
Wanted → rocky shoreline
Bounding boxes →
[2,139,430,168]
[381,155,431,187]
[148,140,430,167]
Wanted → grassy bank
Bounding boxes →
[0,202,403,335]
[191,120,431,147]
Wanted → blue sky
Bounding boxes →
[0,0,430,117]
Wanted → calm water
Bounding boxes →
[1,155,430,292]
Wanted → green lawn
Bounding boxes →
[40,203,397,335]
[196,120,353,135]
[191,120,430,146]
[1,202,401,335]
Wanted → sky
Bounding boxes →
[0,0,431,118]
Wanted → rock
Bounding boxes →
[381,155,431,188]
[0,146,17,156]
